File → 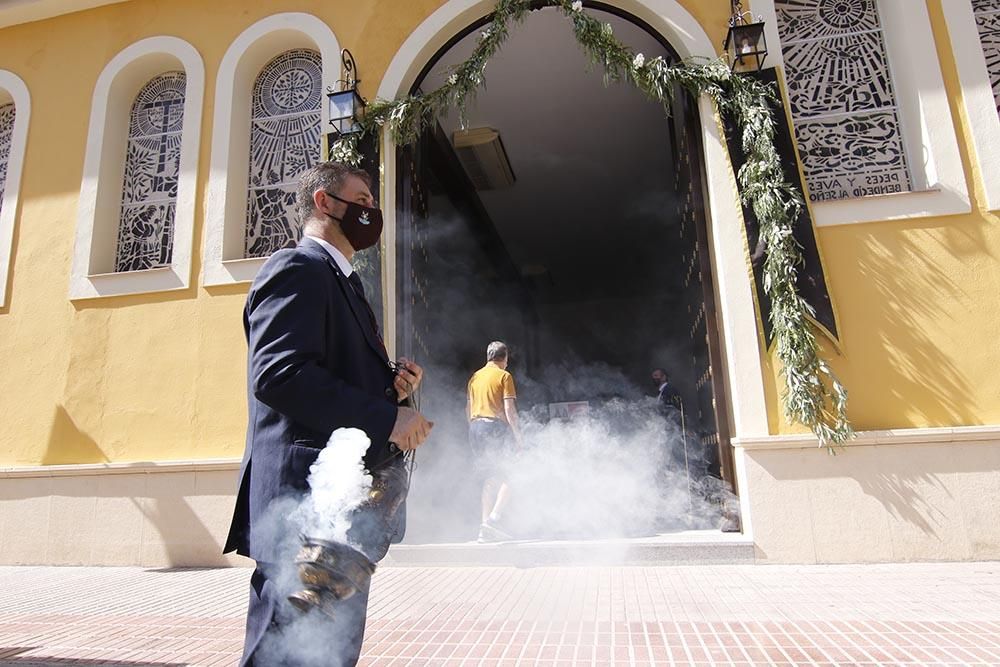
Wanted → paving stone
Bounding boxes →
[0,562,997,665]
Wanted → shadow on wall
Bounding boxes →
[43,405,107,465]
[138,476,236,567]
[849,218,984,427]
[32,405,233,567]
[751,443,987,539]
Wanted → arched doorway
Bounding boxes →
[379,2,759,543]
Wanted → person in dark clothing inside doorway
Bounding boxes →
[652,367,682,424]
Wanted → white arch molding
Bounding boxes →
[70,36,205,299]
[202,13,341,286]
[375,0,769,533]
[0,69,30,308]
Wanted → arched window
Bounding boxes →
[116,72,186,272]
[71,36,203,299]
[0,102,14,221]
[202,14,340,286]
[0,69,30,308]
[245,49,322,258]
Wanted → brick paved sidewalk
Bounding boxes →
[0,562,998,666]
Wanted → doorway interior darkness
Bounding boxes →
[395,6,734,543]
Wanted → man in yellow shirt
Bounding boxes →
[467,341,522,542]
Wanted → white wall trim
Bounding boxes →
[733,424,1000,451]
[753,0,971,226]
[943,0,1000,212]
[202,13,341,287]
[0,70,30,308]
[0,458,241,478]
[70,36,204,300]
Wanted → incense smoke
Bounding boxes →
[291,428,373,547]
[255,429,376,667]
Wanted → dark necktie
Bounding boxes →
[347,271,388,358]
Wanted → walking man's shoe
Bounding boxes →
[478,519,513,542]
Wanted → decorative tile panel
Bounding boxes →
[0,103,14,221]
[116,72,185,272]
[974,0,1000,117]
[245,49,323,258]
[776,0,911,202]
[794,111,909,198]
[776,0,879,41]
[782,31,894,117]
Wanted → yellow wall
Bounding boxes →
[765,0,1000,433]
[0,0,996,467]
[0,0,444,466]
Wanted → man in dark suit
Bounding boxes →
[651,367,682,419]
[225,161,433,666]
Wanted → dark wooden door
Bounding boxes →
[669,87,738,504]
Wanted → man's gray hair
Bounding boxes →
[295,161,372,223]
[486,341,508,362]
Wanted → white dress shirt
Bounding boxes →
[305,234,353,277]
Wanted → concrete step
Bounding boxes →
[385,530,755,567]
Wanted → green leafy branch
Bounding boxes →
[333,0,853,449]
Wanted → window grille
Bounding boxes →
[116,72,186,272]
[775,0,912,202]
[973,0,1000,118]
[0,103,16,222]
[245,49,323,258]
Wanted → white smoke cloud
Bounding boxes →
[292,428,374,547]
[403,372,734,545]
[253,428,376,667]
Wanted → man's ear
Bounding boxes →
[312,188,327,214]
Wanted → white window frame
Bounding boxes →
[0,70,30,309]
[757,0,971,226]
[70,36,204,299]
[202,13,340,286]
[943,0,1000,212]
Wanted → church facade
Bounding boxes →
[1,0,999,566]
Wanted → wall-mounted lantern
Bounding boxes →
[327,49,366,137]
[723,0,768,72]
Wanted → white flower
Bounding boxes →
[602,22,613,35]
[571,1,583,11]
[448,73,458,86]
[633,53,645,68]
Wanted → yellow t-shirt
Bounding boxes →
[467,363,517,421]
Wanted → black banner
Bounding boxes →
[722,68,838,345]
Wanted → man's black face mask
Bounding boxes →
[324,191,384,252]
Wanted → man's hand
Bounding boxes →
[390,406,433,451]
[394,357,424,401]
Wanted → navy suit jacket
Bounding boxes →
[225,236,402,560]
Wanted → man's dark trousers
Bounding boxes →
[224,237,405,666]
[241,563,371,666]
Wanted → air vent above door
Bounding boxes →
[452,127,516,190]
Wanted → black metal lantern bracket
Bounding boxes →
[723,0,769,72]
[327,48,367,138]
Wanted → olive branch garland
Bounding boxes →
[333,0,854,449]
